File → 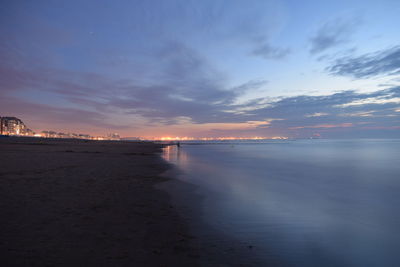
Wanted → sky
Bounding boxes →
[0,0,399,138]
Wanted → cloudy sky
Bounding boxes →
[1,0,399,138]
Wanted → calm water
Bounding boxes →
[162,139,400,267]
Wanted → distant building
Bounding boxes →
[41,131,58,138]
[0,116,109,140]
[78,134,91,139]
[0,117,31,135]
[40,130,93,139]
[107,133,120,140]
[24,128,35,136]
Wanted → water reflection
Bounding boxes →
[162,144,189,166]
[163,140,400,267]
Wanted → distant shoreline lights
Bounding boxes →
[155,136,288,141]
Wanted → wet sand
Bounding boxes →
[0,137,199,266]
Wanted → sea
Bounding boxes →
[161,139,400,267]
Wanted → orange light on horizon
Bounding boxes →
[154,136,288,141]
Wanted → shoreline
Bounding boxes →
[0,137,199,266]
[158,151,268,267]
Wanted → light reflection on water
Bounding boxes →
[162,145,189,166]
[162,140,400,267]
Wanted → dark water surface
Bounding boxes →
[162,139,400,267]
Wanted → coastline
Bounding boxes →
[158,154,269,267]
[0,137,199,266]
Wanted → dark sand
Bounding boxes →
[0,137,199,266]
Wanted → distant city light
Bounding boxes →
[156,136,288,141]
[0,116,121,141]
[1,116,290,141]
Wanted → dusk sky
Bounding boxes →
[1,0,399,138]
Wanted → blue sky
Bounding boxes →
[1,0,399,138]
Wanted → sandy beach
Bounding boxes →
[0,137,199,266]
